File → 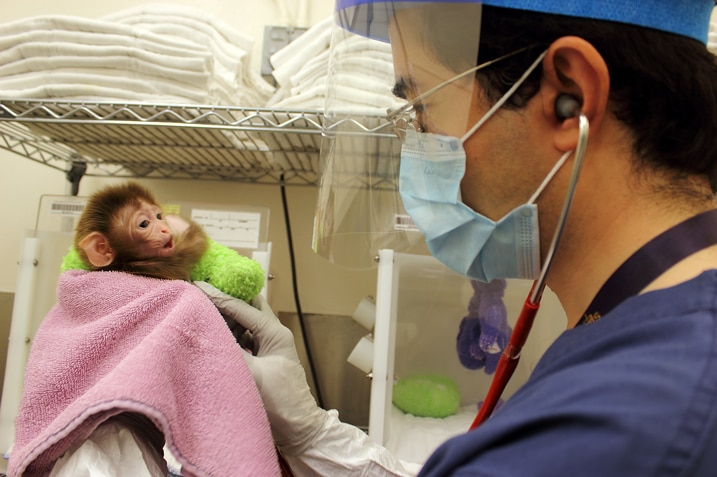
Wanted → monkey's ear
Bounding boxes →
[77,232,116,267]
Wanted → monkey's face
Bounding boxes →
[118,200,176,259]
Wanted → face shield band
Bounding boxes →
[335,0,715,44]
[313,2,486,268]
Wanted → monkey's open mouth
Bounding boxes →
[164,237,175,251]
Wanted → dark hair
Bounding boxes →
[476,6,717,191]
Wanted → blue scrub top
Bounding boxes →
[420,270,717,476]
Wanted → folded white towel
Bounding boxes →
[329,83,398,110]
[297,72,396,104]
[265,15,401,115]
[331,33,394,55]
[0,14,207,55]
[0,55,210,89]
[0,42,211,79]
[270,17,334,71]
[282,49,331,87]
[291,73,396,101]
[291,54,394,91]
[266,88,291,108]
[270,18,333,88]
[112,19,248,72]
[330,55,395,78]
[0,84,199,104]
[103,3,255,53]
[269,87,326,109]
[287,63,395,109]
[0,14,123,37]
[0,29,209,62]
[271,83,398,114]
[0,70,214,103]
[104,4,275,105]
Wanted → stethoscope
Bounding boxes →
[469,103,717,430]
[470,99,589,430]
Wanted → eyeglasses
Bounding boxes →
[387,46,533,140]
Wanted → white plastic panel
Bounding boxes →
[370,250,566,464]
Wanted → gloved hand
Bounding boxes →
[194,281,328,455]
[196,282,420,477]
[456,279,511,375]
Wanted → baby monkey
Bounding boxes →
[74,181,208,280]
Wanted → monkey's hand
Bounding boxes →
[195,282,419,477]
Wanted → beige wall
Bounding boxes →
[0,0,379,317]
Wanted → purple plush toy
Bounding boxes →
[456,279,512,374]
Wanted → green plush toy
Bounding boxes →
[188,239,265,303]
[392,373,461,418]
[60,237,265,304]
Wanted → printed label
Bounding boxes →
[190,208,261,249]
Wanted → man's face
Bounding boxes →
[389,11,524,221]
[388,8,554,222]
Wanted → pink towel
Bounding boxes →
[9,270,280,477]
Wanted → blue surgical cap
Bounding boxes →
[334,0,715,44]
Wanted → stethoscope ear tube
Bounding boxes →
[469,112,590,431]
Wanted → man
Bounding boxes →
[203,1,717,475]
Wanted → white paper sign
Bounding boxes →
[190,208,261,249]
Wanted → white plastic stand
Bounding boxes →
[0,237,40,456]
[368,248,398,445]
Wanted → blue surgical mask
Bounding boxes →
[399,130,571,282]
[397,50,572,282]
[399,52,571,282]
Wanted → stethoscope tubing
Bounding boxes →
[470,112,590,430]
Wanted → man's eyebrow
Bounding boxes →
[391,76,415,99]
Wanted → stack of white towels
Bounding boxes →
[0,6,715,109]
[267,17,403,115]
[0,4,274,106]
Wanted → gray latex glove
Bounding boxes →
[194,282,328,455]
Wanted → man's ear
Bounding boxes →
[541,36,610,151]
[77,232,115,267]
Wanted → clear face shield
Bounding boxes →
[313,1,485,269]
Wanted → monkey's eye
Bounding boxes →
[139,220,150,228]
[156,213,163,220]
